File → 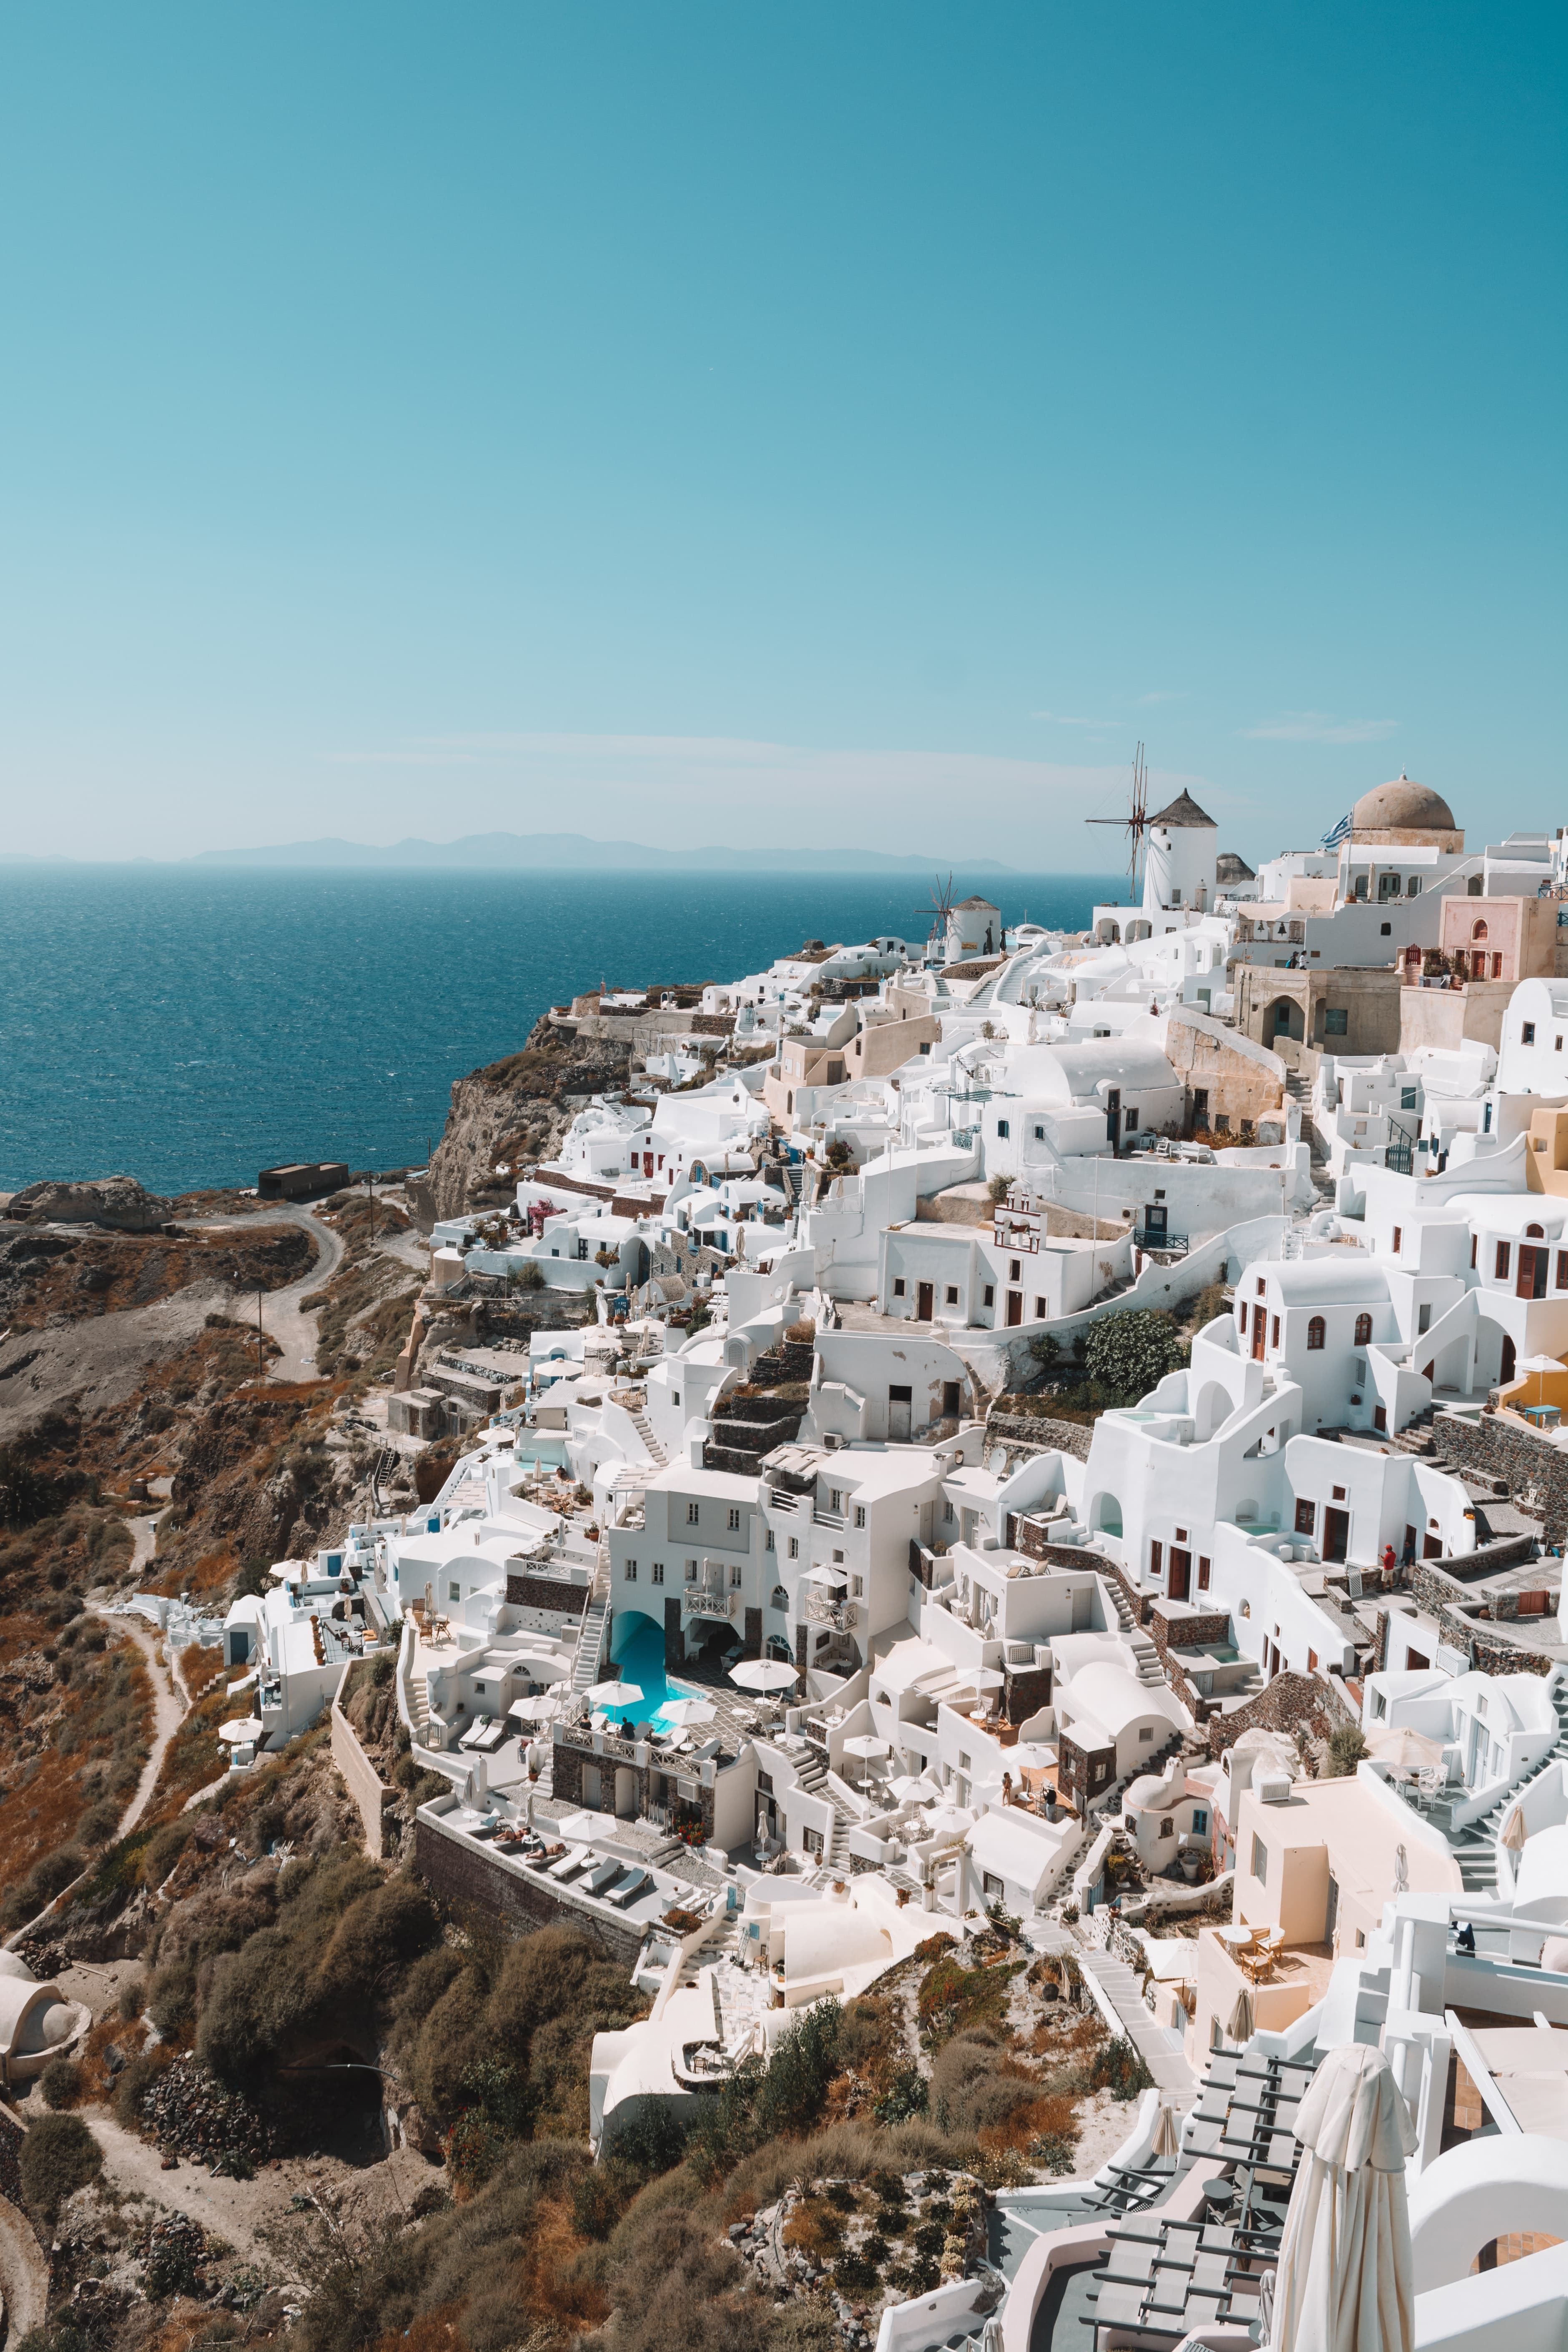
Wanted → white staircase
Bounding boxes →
[1103,1575,1167,1690]
[629,1408,667,1466]
[793,1745,854,1871]
[1454,1678,1568,1896]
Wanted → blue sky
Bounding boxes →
[0,4,1562,864]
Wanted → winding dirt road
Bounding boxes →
[188,1205,344,1382]
[0,2181,50,2341]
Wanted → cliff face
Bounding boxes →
[410,1012,634,1227]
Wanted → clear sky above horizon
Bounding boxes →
[0,4,1563,866]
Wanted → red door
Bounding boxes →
[1006,1292,1023,1326]
[1252,1311,1266,1362]
[916,1281,934,1320]
[1167,1549,1191,1601]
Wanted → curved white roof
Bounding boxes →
[1004,1039,1177,1106]
[1066,1662,1185,1740]
[1268,1258,1389,1305]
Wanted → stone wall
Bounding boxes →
[1435,1408,1568,1545]
[549,1729,716,1844]
[1147,1604,1233,1722]
[330,1691,396,1860]
[413,1815,644,1964]
[504,1572,590,1617]
[1397,1554,1558,1681]
[988,1412,1094,1466]
[1204,1668,1358,1763]
[1058,1727,1115,1811]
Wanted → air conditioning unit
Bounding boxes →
[823,1431,845,1451]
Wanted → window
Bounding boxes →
[1150,1540,1163,1576]
[1198,1556,1211,1590]
[1251,1834,1268,1885]
[1392,1226,1402,1253]
[1523,1022,1537,1045]
[1355,1928,1365,1950]
[1332,1484,1345,1501]
[1256,1277,1266,1295]
[1470,1234,1478,1269]
[944,1284,958,1305]
[1307,1649,1318,1672]
[829,1487,842,1513]
[983,1284,994,1308]
[1380,922,1391,935]
[996,1120,1010,1139]
[1307,1315,1325,1349]
[1034,1296,1047,1318]
[1125,1107,1139,1131]
[728,1507,740,1531]
[1159,1817,1175,1838]
[852,1504,866,1530]
[1139,1724,1154,1741]
[893,1277,906,1297]
[1271,1315,1280,1347]
[625,1559,638,1581]
[1354,1312,1373,1345]
[686,1501,700,1525]
[958,1752,971,1771]
[730,1564,742,1587]
[1325,1007,1349,1037]
[1558,1253,1568,1290]
[1034,1124,1045,1140]
[765,1529,775,1551]
[1009,1259,1021,1281]
[851,1574,863,1597]
[1471,919,1489,942]
[686,1559,697,1581]
[1238,1301,1248,1333]
[1295,1499,1315,1534]
[788,1537,799,1559]
[1495,1241,1511,1280]
[448,1581,461,1605]
[1193,1809,1208,1835]
[652,1561,664,1585]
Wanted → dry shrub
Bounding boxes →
[976,2090,1079,2156]
[781,2196,845,2262]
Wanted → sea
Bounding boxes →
[0,865,1122,1197]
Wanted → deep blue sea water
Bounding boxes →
[0,866,1120,1195]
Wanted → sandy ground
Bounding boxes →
[0,1283,232,1445]
[0,2185,50,2342]
[77,2107,435,2285]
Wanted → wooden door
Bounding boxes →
[916,1281,934,1321]
[1323,1506,1349,1562]
[1006,1291,1023,1326]
[1252,1310,1267,1362]
[1518,1246,1548,1299]
[1167,1548,1191,1601]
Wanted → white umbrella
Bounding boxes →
[1365,1725,1445,1771]
[803,1565,848,1588]
[1271,2041,1415,2352]
[507,1696,555,1724]
[730,1659,797,1692]
[584,1680,642,1707]
[841,1734,890,1760]
[888,1773,928,1801]
[659,1697,716,1729]
[960,1667,1005,1692]
[925,1805,973,1841]
[219,1716,263,1744]
[1151,2102,1182,2161]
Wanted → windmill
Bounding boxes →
[917,872,957,960]
[1086,742,1150,905]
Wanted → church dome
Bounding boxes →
[1351,773,1456,835]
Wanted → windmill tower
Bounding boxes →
[917,873,957,962]
[1085,743,1150,905]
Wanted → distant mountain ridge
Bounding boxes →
[187,832,1017,874]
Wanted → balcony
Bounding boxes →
[686,1590,735,1622]
[806,1597,858,1630]
[1132,1225,1189,1256]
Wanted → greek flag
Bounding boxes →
[1321,811,1352,850]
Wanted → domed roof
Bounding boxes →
[1351,772,1456,834]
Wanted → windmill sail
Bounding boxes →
[1086,743,1150,903]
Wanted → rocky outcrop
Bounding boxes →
[409,1012,635,1227]
[9,1175,176,1231]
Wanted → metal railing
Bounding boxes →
[1132,1225,1189,1255]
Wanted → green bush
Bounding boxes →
[2,1846,85,1930]
[1325,1724,1369,1778]
[872,2067,929,2124]
[38,2056,82,2110]
[19,2112,102,2218]
[1081,1311,1188,1407]
[111,2054,156,2129]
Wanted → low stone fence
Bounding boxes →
[986,1411,1093,1464]
[413,1810,646,1964]
[1435,1408,1568,1545]
[1204,1668,1357,1762]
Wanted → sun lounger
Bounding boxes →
[584,1858,625,1896]
[606,1868,652,1909]
[459,1714,494,1751]
[549,1847,591,1881]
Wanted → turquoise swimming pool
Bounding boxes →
[601,1613,710,1729]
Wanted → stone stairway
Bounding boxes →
[629,1408,667,1467]
[793,1745,854,1871]
[1079,1948,1195,2093]
[572,1591,612,1697]
[1454,1681,1568,1896]
[1387,1406,1437,1458]
[1102,1575,1167,1690]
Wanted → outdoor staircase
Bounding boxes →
[572,1590,613,1698]
[1079,1948,1195,2092]
[1451,1681,1568,1897]
[1103,1574,1168,1690]
[1387,1406,1437,1458]
[792,1744,855,1871]
[629,1408,667,1466]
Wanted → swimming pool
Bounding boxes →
[601,1613,711,1729]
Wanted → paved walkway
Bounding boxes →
[1080,1949,1196,2094]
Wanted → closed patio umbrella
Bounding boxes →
[1151,2101,1182,2161]
[1501,1804,1529,1851]
[1227,1987,1254,2043]
[1270,2041,1415,2352]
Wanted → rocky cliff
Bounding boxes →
[409,1011,635,1226]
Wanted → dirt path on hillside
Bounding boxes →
[105,1615,188,1837]
[0,2186,50,2341]
[188,1207,344,1382]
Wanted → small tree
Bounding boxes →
[1082,1311,1187,1406]
[1325,1724,1369,1778]
[20,2112,102,2219]
[987,1174,1011,1203]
